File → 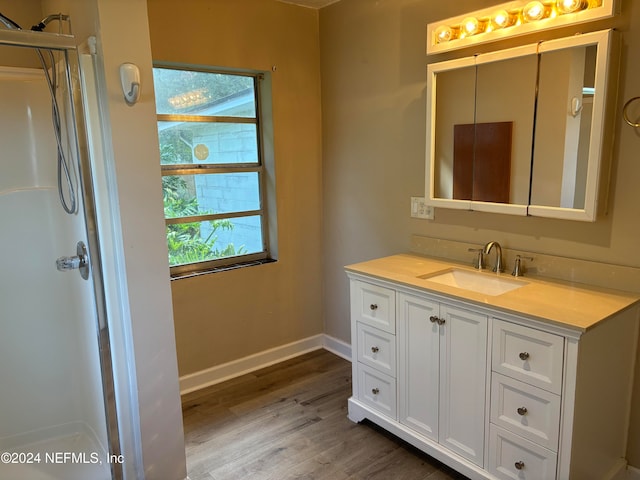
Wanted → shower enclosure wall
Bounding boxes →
[0,29,118,480]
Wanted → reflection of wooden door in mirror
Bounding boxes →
[453,122,512,203]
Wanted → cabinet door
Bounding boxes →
[350,280,396,334]
[489,424,557,480]
[439,304,488,467]
[490,373,561,451]
[357,363,397,419]
[398,293,440,442]
[492,319,564,394]
[357,323,396,376]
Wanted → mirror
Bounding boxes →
[431,57,476,204]
[426,29,616,221]
[475,52,537,207]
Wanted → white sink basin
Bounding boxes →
[418,269,527,296]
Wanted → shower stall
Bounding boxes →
[0,14,120,480]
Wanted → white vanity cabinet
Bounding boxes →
[350,280,398,419]
[398,292,487,467]
[488,320,563,479]
[346,263,639,480]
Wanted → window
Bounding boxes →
[152,66,274,276]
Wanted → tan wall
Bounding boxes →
[320,0,640,467]
[0,2,45,68]
[147,0,324,376]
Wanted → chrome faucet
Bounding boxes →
[483,241,504,273]
[511,255,534,277]
[467,247,485,270]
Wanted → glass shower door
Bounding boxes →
[0,38,118,480]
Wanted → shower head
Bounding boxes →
[31,13,70,32]
[0,12,21,30]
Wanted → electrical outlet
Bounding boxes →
[411,197,434,220]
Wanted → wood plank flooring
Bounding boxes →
[182,349,470,480]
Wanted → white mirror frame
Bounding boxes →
[425,29,618,221]
[528,29,615,221]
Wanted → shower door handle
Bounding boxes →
[56,241,90,280]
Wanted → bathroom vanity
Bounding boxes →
[346,254,639,480]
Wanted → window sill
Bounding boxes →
[170,257,277,281]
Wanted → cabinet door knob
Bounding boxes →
[519,351,530,361]
[437,318,446,325]
[514,461,525,470]
[371,388,380,395]
[429,315,438,323]
[517,406,528,416]
[370,304,378,311]
[371,346,379,353]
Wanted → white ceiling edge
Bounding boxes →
[276,0,342,9]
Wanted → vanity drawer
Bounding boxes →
[357,363,397,419]
[490,373,560,451]
[489,424,557,480]
[492,319,564,394]
[351,280,396,334]
[357,323,396,376]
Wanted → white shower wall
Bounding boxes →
[0,65,109,476]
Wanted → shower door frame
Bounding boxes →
[0,28,122,480]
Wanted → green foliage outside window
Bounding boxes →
[160,137,245,266]
[155,67,256,268]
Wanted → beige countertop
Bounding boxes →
[345,253,640,332]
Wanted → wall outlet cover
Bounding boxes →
[411,197,434,220]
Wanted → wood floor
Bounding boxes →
[181,349,470,480]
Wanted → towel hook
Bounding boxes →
[623,96,640,128]
[119,63,141,106]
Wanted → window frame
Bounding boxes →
[153,65,272,277]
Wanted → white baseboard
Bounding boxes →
[608,460,630,480]
[322,334,352,361]
[611,465,640,480]
[179,334,352,395]
[627,466,640,480]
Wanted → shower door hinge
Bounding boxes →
[56,241,90,280]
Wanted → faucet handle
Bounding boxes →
[468,248,485,270]
[511,255,534,277]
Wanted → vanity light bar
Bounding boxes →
[427,0,618,54]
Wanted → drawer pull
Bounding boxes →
[371,346,379,353]
[371,388,380,395]
[515,461,525,470]
[517,406,528,416]
[369,304,378,311]
[519,351,530,361]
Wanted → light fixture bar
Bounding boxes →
[427,0,618,55]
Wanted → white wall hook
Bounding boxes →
[120,63,140,106]
[570,96,583,117]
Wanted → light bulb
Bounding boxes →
[462,16,483,36]
[557,0,588,14]
[435,24,455,43]
[522,1,549,22]
[491,9,515,29]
